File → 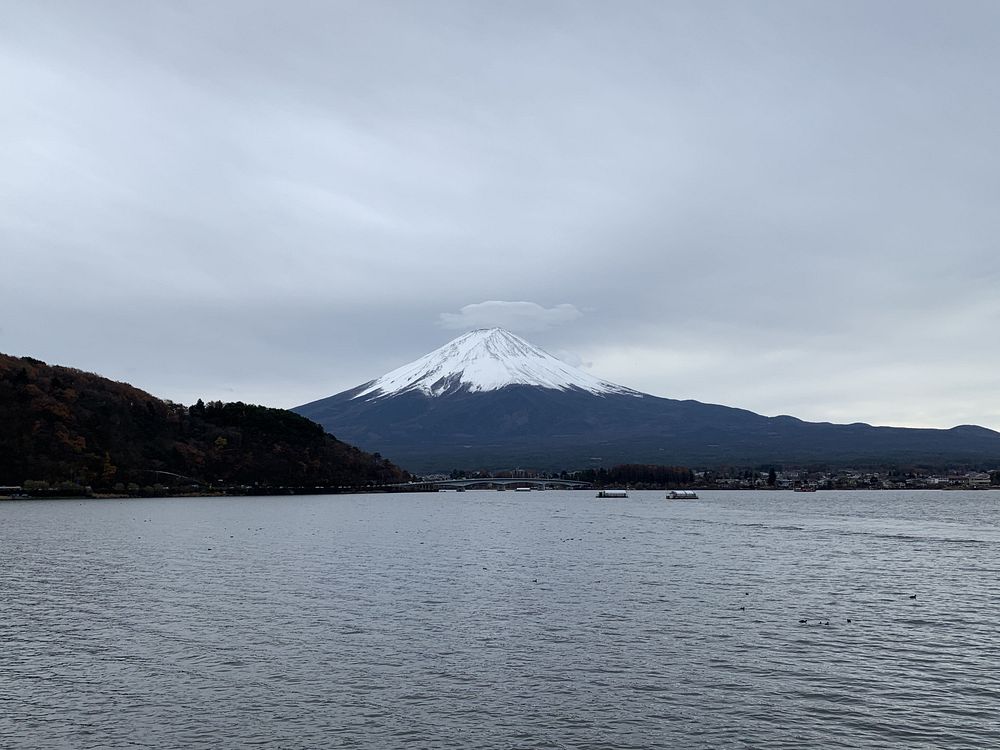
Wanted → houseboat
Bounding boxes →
[666,490,698,499]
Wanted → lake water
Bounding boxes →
[2,489,1000,749]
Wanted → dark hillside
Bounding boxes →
[0,353,409,490]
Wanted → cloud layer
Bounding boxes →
[2,2,999,432]
[439,301,583,332]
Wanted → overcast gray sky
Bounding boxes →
[3,1,999,430]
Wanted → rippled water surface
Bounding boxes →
[3,490,1000,748]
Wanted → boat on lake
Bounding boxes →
[666,490,698,499]
[596,489,628,498]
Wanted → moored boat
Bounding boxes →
[597,489,628,498]
[666,490,698,499]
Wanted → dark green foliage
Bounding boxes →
[576,463,694,488]
[0,353,410,489]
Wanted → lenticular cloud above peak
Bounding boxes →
[438,301,583,332]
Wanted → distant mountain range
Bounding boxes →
[295,328,1000,473]
[0,353,409,491]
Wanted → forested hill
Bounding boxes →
[0,353,410,491]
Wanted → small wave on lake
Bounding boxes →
[2,490,999,748]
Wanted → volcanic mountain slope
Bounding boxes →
[294,328,1000,472]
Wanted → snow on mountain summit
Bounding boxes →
[353,328,642,400]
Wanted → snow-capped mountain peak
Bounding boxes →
[352,328,642,400]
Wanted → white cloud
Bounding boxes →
[4,3,1000,429]
[438,301,583,332]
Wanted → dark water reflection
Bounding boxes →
[3,490,1000,748]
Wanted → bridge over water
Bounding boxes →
[405,478,591,491]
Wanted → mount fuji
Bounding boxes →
[350,327,641,400]
[294,328,1000,473]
